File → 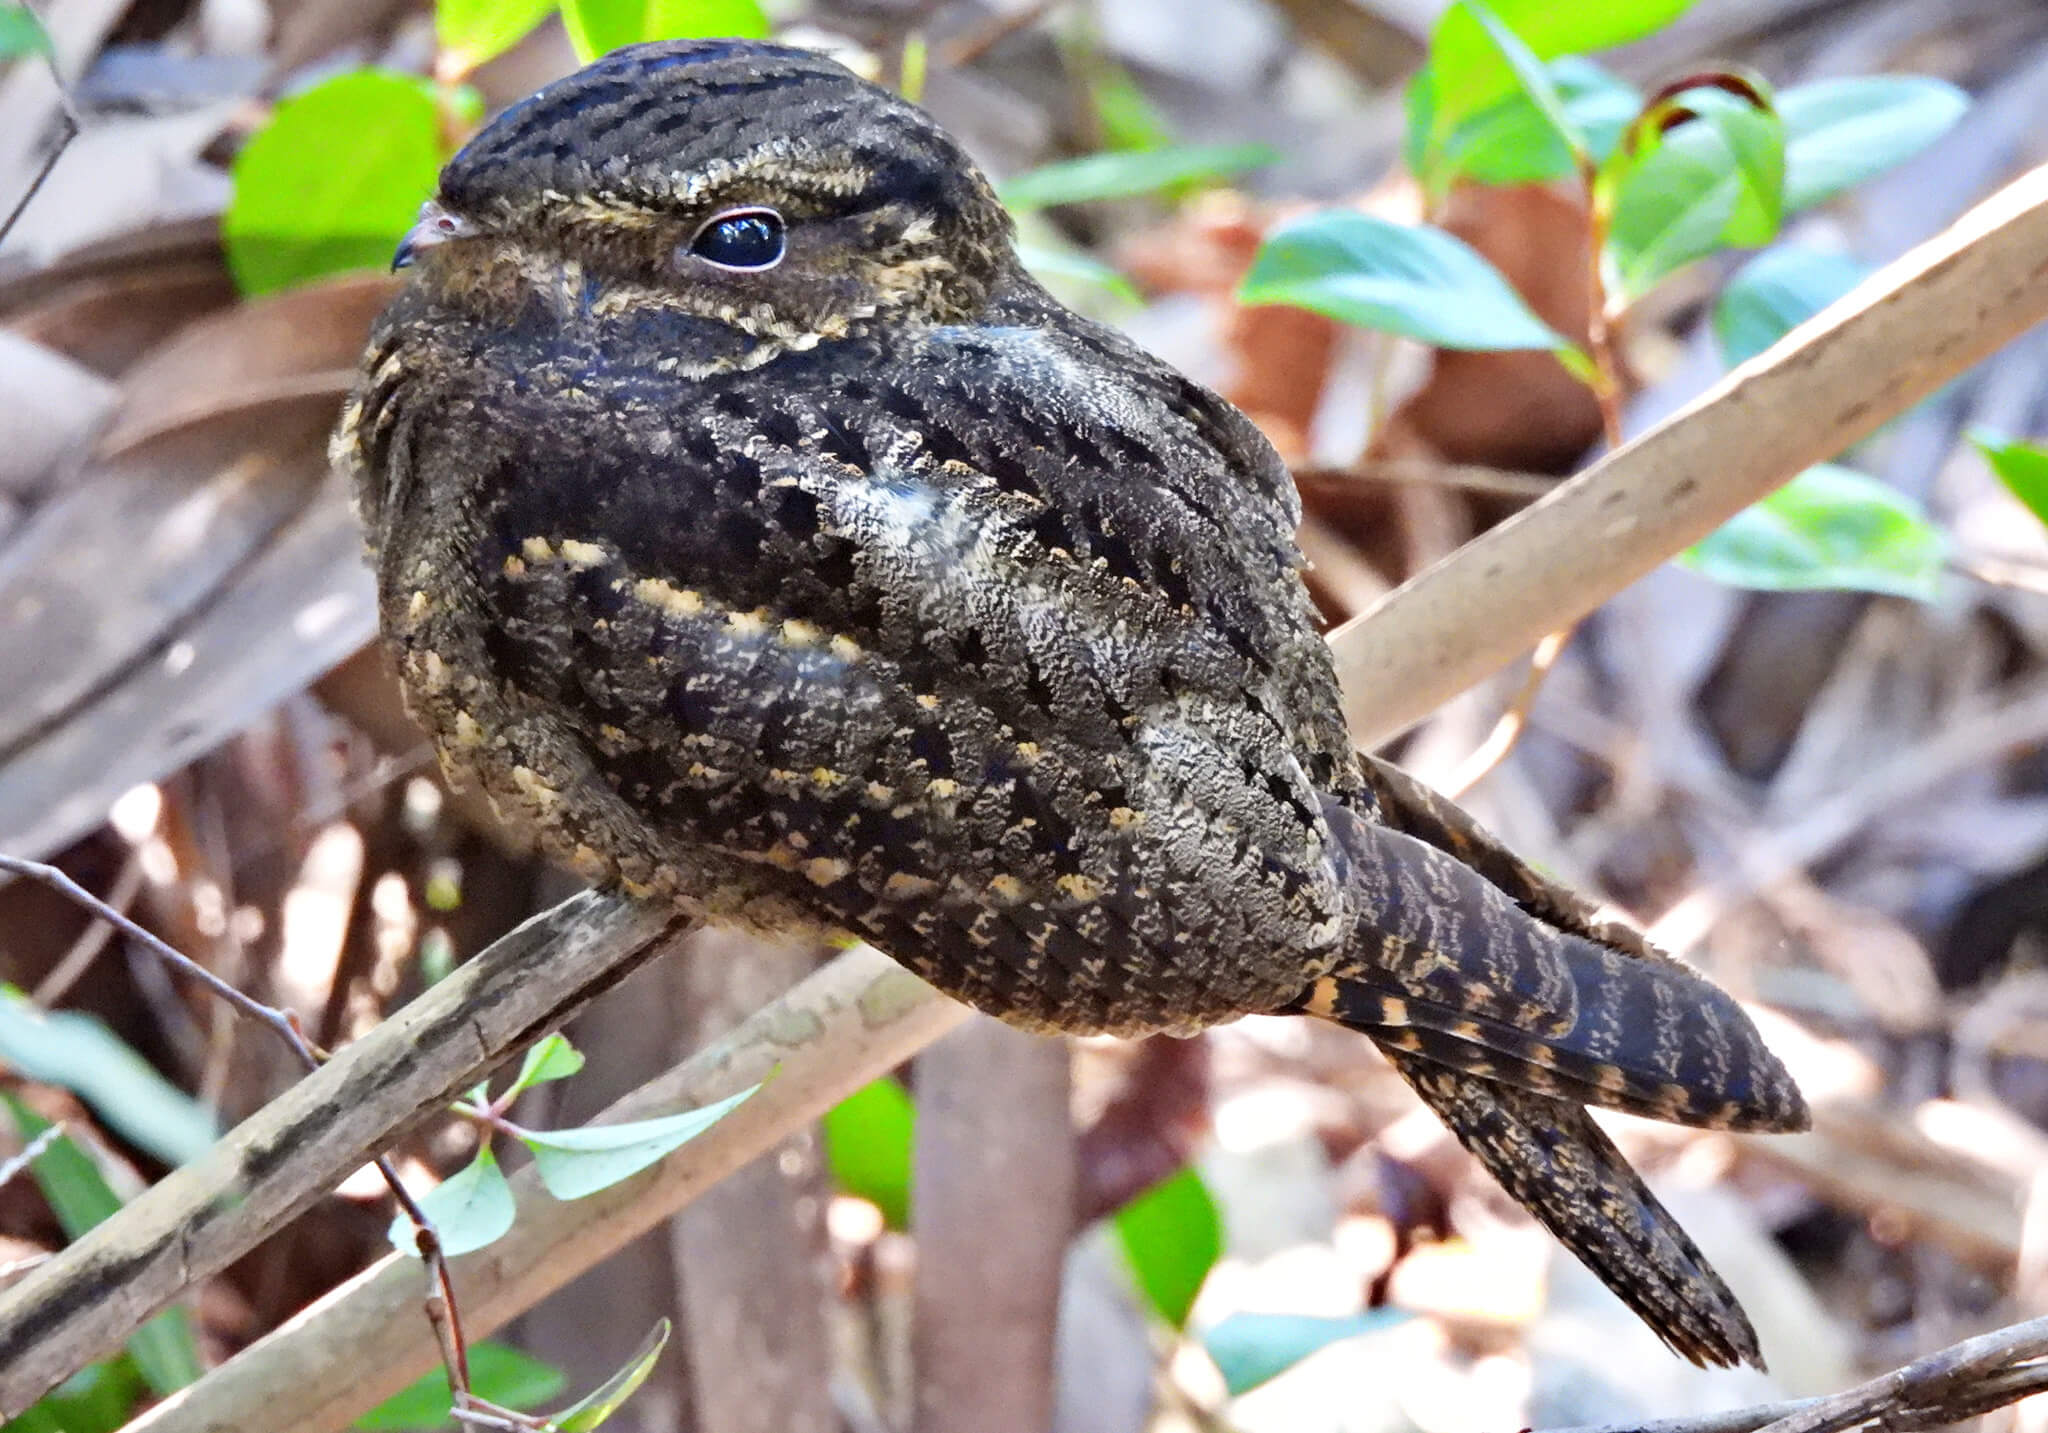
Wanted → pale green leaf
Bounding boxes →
[553,1320,670,1431]
[1607,87,1786,299]
[559,0,768,63]
[1680,463,1946,599]
[519,1084,759,1201]
[1781,76,1969,212]
[389,1143,517,1257]
[505,1034,586,1101]
[1970,429,2048,532]
[1203,1310,1409,1395]
[355,1343,566,1431]
[1714,245,1867,367]
[0,3,54,60]
[999,143,1276,212]
[436,0,558,70]
[1241,209,1572,353]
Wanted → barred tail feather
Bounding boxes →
[1391,1053,1764,1370]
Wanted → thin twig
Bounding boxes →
[1445,626,1572,797]
[0,853,478,1402]
[32,854,145,1007]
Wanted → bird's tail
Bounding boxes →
[1289,755,1808,1367]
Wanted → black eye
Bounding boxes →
[688,207,786,270]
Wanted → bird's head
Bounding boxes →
[394,40,1016,366]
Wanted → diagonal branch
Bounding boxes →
[4,160,2048,1426]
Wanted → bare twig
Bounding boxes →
[1550,1316,2048,1433]
[1446,626,1572,797]
[31,853,144,1006]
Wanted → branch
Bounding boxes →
[1331,161,2048,748]
[127,944,970,1433]
[0,892,692,1416]
[1551,1315,2048,1433]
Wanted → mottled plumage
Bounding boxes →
[335,39,1807,1367]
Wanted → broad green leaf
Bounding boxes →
[1680,463,1946,599]
[1423,56,1641,193]
[4,1096,205,1395]
[1607,87,1786,299]
[389,1143,516,1257]
[1014,242,1142,306]
[1466,0,1697,57]
[1203,1310,1409,1395]
[224,70,444,296]
[0,988,216,1167]
[7,1359,147,1433]
[519,1083,759,1201]
[559,0,768,63]
[1113,1167,1221,1329]
[0,2,54,59]
[553,1319,670,1431]
[1781,76,1969,213]
[436,0,558,71]
[821,1075,915,1230]
[1970,429,2048,531]
[355,1343,566,1431]
[1414,2,1579,180]
[505,1033,586,1101]
[998,143,1277,212]
[1714,245,1867,367]
[1240,209,1573,354]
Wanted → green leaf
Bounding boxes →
[1680,463,1947,599]
[551,1320,670,1432]
[1781,76,1969,213]
[1466,0,1698,56]
[1088,60,1175,154]
[519,1084,759,1201]
[436,0,558,71]
[1014,242,1142,306]
[821,1075,915,1230]
[224,70,445,297]
[389,1143,516,1257]
[1970,429,2048,531]
[559,0,768,63]
[3,1095,205,1395]
[1713,245,1867,367]
[1424,56,1641,192]
[0,988,217,1167]
[7,1358,148,1433]
[1607,86,1787,299]
[356,1342,567,1430]
[1113,1167,1221,1329]
[504,1034,586,1102]
[1413,2,1579,185]
[999,143,1277,213]
[0,3,54,59]
[1240,209,1573,354]
[1202,1310,1409,1395]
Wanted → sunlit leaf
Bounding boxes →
[225,70,445,296]
[519,1083,759,1201]
[1087,58,1175,154]
[3,1095,205,1395]
[1423,56,1641,192]
[0,988,216,1167]
[355,1343,566,1431]
[436,0,558,71]
[505,1034,586,1102]
[1680,463,1946,599]
[999,143,1277,212]
[1781,76,1969,212]
[1713,245,1867,367]
[1607,85,1786,299]
[1970,429,2048,532]
[559,0,768,64]
[1203,1310,1409,1395]
[1113,1167,1221,1329]
[821,1075,915,1230]
[389,1143,516,1257]
[1241,209,1573,354]
[0,3,54,59]
[552,1320,670,1431]
[1467,0,1698,57]
[1413,1,1580,184]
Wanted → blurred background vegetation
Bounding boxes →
[5,0,2048,1429]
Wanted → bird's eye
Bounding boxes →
[687,208,786,271]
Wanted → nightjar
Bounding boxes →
[335,38,1808,1368]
